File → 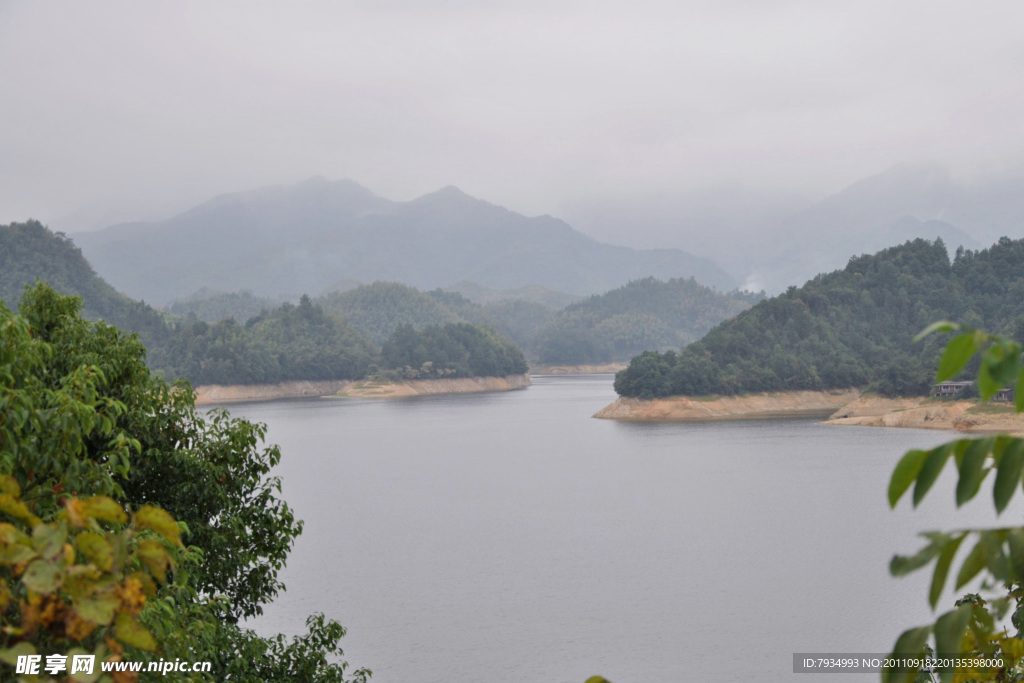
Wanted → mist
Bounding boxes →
[3,0,1024,247]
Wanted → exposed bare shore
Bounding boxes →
[529,363,626,375]
[594,390,1024,434]
[826,396,1024,435]
[593,390,860,422]
[194,374,531,405]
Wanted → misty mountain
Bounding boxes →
[614,236,1024,399]
[74,178,736,306]
[743,164,982,291]
[569,163,1024,293]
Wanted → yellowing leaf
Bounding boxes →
[0,493,40,526]
[0,475,20,497]
[80,496,127,525]
[134,506,181,545]
[22,559,61,594]
[75,532,114,572]
[0,641,37,665]
[75,592,120,625]
[32,523,67,560]
[136,539,171,583]
[114,612,156,651]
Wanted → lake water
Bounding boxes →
[220,375,1016,682]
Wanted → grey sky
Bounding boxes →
[2,0,1023,233]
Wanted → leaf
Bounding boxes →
[0,641,37,665]
[882,626,932,683]
[937,333,978,382]
[75,532,113,571]
[956,438,993,507]
[1016,366,1024,413]
[80,496,127,525]
[914,444,954,507]
[136,539,171,583]
[0,543,36,565]
[930,534,966,609]
[114,612,156,651]
[892,534,947,576]
[890,450,929,508]
[62,564,101,600]
[979,359,999,401]
[32,523,66,560]
[1007,529,1024,584]
[66,647,100,683]
[994,439,1024,514]
[981,530,1012,582]
[955,539,986,590]
[984,343,1021,389]
[934,605,971,673]
[0,493,41,526]
[914,320,960,343]
[75,592,120,625]
[134,506,181,545]
[0,475,20,497]
[22,559,62,594]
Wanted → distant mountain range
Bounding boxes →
[566,162,1024,292]
[73,178,737,306]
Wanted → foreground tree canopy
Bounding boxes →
[884,323,1024,683]
[615,237,1024,399]
[0,284,368,681]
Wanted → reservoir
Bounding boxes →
[225,375,1011,682]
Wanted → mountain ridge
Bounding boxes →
[75,179,736,305]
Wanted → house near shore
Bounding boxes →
[933,381,974,397]
[994,387,1016,402]
[932,380,1015,402]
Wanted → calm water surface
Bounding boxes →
[220,375,1014,682]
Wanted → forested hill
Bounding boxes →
[614,237,1024,399]
[532,277,762,364]
[2,221,530,386]
[0,220,168,342]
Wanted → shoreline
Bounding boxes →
[194,373,531,405]
[527,362,626,375]
[594,390,1024,434]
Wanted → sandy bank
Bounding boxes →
[593,390,861,422]
[825,396,1024,434]
[529,363,626,375]
[194,374,531,405]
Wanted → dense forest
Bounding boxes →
[614,237,1024,399]
[380,323,529,379]
[1,221,529,386]
[532,277,761,364]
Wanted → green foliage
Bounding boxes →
[616,238,1024,399]
[162,295,376,386]
[166,289,279,323]
[0,284,367,681]
[882,324,1024,683]
[534,276,760,364]
[320,282,470,346]
[380,323,528,379]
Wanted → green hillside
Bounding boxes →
[614,237,1024,399]
[0,220,169,344]
[3,222,530,385]
[533,277,762,364]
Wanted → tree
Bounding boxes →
[0,284,369,681]
[883,322,1024,683]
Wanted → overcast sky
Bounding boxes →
[2,0,1023,233]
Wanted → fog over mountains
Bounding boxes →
[74,178,736,306]
[72,163,1024,304]
[567,163,1024,292]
